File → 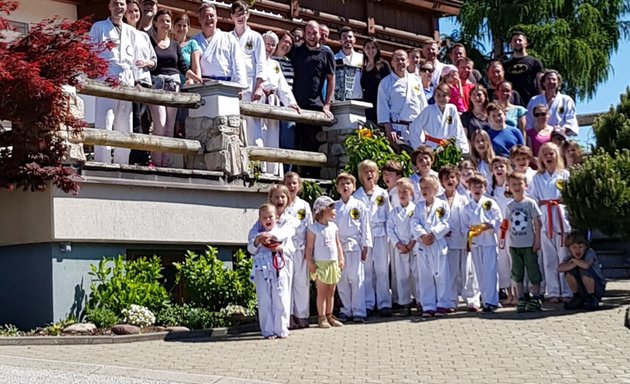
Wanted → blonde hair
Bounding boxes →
[267,184,293,206]
[395,177,414,193]
[259,203,276,215]
[336,172,356,187]
[283,171,303,193]
[562,140,583,166]
[537,142,565,173]
[470,129,495,166]
[358,159,379,175]
[419,174,440,191]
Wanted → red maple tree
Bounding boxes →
[0,0,109,193]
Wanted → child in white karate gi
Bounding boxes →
[382,160,404,304]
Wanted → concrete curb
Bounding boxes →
[0,323,260,346]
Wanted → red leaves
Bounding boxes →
[0,1,107,194]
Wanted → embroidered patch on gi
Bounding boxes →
[482,200,492,210]
[275,65,280,74]
[414,85,420,93]
[245,39,253,51]
[555,179,565,191]
[297,209,306,220]
[559,106,565,114]
[436,207,445,218]
[375,195,385,207]
[446,115,453,124]
[350,208,360,220]
[408,210,414,218]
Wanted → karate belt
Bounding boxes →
[540,199,565,246]
[467,224,487,250]
[498,219,509,250]
[424,133,448,147]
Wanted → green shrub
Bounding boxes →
[563,149,630,237]
[156,304,227,329]
[174,247,256,312]
[593,87,630,155]
[85,307,119,328]
[0,324,21,337]
[88,256,170,315]
[300,180,324,205]
[431,139,463,171]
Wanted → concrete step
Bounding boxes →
[593,249,630,279]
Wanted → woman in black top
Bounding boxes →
[460,84,491,140]
[149,9,189,167]
[360,38,390,124]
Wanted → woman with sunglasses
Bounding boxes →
[526,104,554,156]
[418,60,435,104]
[360,38,391,124]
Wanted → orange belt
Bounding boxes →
[499,219,509,249]
[540,199,564,245]
[424,133,448,147]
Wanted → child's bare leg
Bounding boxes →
[565,272,579,293]
[326,284,336,314]
[531,284,541,296]
[514,282,524,299]
[316,280,327,316]
[581,274,596,294]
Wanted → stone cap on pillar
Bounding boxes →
[182,80,247,98]
[183,80,247,119]
[326,100,373,132]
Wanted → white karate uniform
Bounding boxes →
[429,60,445,88]
[247,219,296,338]
[525,93,579,136]
[89,18,137,164]
[409,171,443,205]
[335,197,372,318]
[284,197,313,322]
[438,192,481,309]
[377,72,427,144]
[412,199,451,312]
[531,169,572,299]
[386,202,419,306]
[476,160,492,184]
[354,186,392,311]
[131,30,156,87]
[488,183,513,289]
[259,59,297,175]
[387,186,401,302]
[334,50,364,100]
[462,196,503,307]
[409,104,470,155]
[192,29,247,87]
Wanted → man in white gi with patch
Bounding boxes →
[377,49,427,151]
[334,26,363,100]
[90,0,137,164]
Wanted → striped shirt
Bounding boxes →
[272,56,294,89]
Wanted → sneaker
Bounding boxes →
[326,314,343,327]
[526,297,542,312]
[584,295,599,311]
[482,304,498,313]
[379,308,392,317]
[516,298,527,313]
[563,295,584,310]
[353,316,366,324]
[318,315,331,329]
[337,313,351,323]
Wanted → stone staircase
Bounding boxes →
[591,239,630,279]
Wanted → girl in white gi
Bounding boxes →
[354,160,392,316]
[525,70,579,137]
[248,204,296,339]
[305,196,345,329]
[470,129,495,183]
[530,142,572,303]
[409,146,441,204]
[260,31,300,176]
[409,82,470,155]
[462,174,503,312]
[386,178,417,316]
[438,166,481,311]
[334,173,372,323]
[283,172,313,329]
[488,157,516,306]
[412,175,451,317]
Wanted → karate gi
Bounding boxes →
[284,197,313,323]
[525,93,579,136]
[488,183,513,290]
[438,192,480,309]
[354,186,392,311]
[412,199,451,312]
[476,160,492,185]
[377,72,427,144]
[89,18,137,164]
[247,218,296,338]
[193,30,247,86]
[409,104,470,155]
[386,202,419,306]
[334,50,364,100]
[462,196,503,307]
[409,171,443,205]
[387,186,401,302]
[131,30,156,87]
[260,59,297,176]
[531,170,572,299]
[335,197,372,318]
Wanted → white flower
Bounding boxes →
[121,305,155,327]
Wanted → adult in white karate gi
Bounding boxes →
[525,70,579,136]
[90,0,138,164]
[334,26,363,100]
[377,50,427,149]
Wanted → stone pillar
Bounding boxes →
[320,100,372,179]
[60,85,87,163]
[182,81,248,176]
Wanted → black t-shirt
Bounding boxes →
[150,39,189,77]
[503,55,543,106]
[361,62,391,108]
[461,111,491,140]
[289,44,335,108]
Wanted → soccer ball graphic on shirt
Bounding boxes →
[510,210,529,232]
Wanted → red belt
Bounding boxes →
[424,133,448,147]
[540,199,564,246]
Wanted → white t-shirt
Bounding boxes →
[309,221,339,262]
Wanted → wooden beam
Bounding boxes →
[78,79,203,108]
[246,147,327,167]
[577,113,603,127]
[239,103,336,127]
[290,0,299,18]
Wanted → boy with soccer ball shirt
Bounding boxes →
[502,172,543,312]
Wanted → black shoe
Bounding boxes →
[353,316,366,324]
[400,306,411,317]
[337,313,351,323]
[482,304,498,313]
[366,308,374,317]
[564,295,584,310]
[584,294,599,311]
[379,308,392,317]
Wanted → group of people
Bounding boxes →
[248,145,606,339]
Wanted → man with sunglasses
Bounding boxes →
[422,40,444,88]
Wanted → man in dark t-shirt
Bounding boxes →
[289,20,335,177]
[503,31,544,106]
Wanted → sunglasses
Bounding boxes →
[327,203,336,208]
[420,67,434,73]
[534,112,547,117]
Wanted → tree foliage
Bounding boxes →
[593,87,630,155]
[0,0,109,193]
[455,0,629,100]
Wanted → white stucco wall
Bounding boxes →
[8,0,77,24]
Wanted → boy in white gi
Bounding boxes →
[354,160,392,316]
[335,173,372,323]
[462,174,503,312]
[412,175,451,317]
[283,172,313,329]
[409,146,442,204]
[438,165,481,311]
[248,204,295,339]
[386,178,417,316]
[382,160,404,304]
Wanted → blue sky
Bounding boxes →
[440,17,630,147]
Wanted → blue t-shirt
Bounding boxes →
[179,39,200,83]
[505,105,527,128]
[485,126,524,157]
